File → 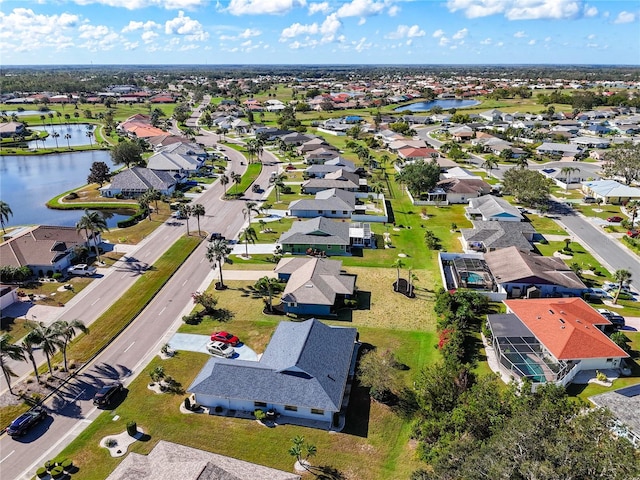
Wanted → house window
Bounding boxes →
[311,408,324,415]
[318,210,323,214]
[254,401,267,408]
[284,405,298,412]
[332,210,337,214]
[606,358,613,363]
[343,211,348,214]
[288,302,297,307]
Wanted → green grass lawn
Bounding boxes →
[535,240,613,282]
[524,213,568,235]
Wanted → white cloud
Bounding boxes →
[308,1,330,15]
[72,0,207,11]
[122,20,160,33]
[432,29,445,38]
[584,4,597,17]
[496,41,504,46]
[587,33,595,39]
[354,36,372,52]
[79,24,110,39]
[320,12,342,42]
[336,0,387,18]
[613,11,636,24]
[0,8,80,53]
[439,36,450,46]
[280,22,319,39]
[227,0,306,15]
[388,5,400,16]
[452,28,468,39]
[386,24,426,39]
[528,39,536,45]
[544,36,551,42]
[239,28,261,38]
[514,30,526,38]
[141,31,159,43]
[165,11,208,41]
[480,37,491,44]
[447,0,584,20]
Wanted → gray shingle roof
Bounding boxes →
[466,195,524,221]
[188,319,358,412]
[108,167,176,192]
[461,221,536,251]
[289,188,355,214]
[147,151,201,171]
[278,217,350,246]
[278,257,355,306]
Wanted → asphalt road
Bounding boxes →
[1,106,280,479]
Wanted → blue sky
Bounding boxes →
[1,1,638,65]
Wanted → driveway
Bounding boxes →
[168,333,259,361]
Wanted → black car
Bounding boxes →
[208,232,223,242]
[93,382,123,407]
[7,407,46,437]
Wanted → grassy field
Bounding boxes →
[524,213,568,235]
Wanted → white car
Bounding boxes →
[67,264,97,276]
[206,341,235,358]
[586,288,612,300]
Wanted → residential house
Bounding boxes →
[536,142,583,158]
[486,298,628,388]
[278,216,373,255]
[0,225,100,276]
[289,189,355,219]
[276,258,356,316]
[479,109,504,122]
[484,246,588,298]
[146,150,204,176]
[460,220,536,252]
[188,318,359,428]
[570,136,611,149]
[297,137,330,154]
[280,132,314,146]
[301,170,361,194]
[387,139,425,152]
[100,167,177,198]
[449,125,474,142]
[106,441,300,480]
[305,147,341,164]
[0,285,19,310]
[305,159,357,178]
[465,195,524,222]
[159,141,208,160]
[146,134,190,151]
[582,180,640,204]
[540,166,595,190]
[0,121,25,138]
[433,177,492,204]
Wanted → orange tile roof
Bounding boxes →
[505,298,628,360]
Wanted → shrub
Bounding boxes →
[539,238,548,245]
[65,192,79,200]
[61,459,73,470]
[36,467,48,478]
[50,466,64,479]
[596,371,607,382]
[52,272,63,281]
[254,409,266,421]
[105,438,118,448]
[182,312,202,325]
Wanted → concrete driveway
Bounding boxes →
[168,333,259,361]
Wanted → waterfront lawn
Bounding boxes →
[101,201,173,245]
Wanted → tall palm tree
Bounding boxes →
[206,238,232,289]
[626,200,639,228]
[64,133,72,149]
[391,259,404,292]
[86,130,93,147]
[0,333,25,395]
[613,269,632,304]
[252,276,284,312]
[52,319,88,372]
[242,201,259,226]
[231,171,242,195]
[179,204,192,236]
[146,188,161,214]
[239,226,258,258]
[27,323,62,375]
[271,174,286,203]
[0,201,13,233]
[22,328,43,383]
[482,156,499,178]
[220,174,230,195]
[560,166,580,191]
[76,209,109,262]
[138,192,151,220]
[515,156,529,169]
[192,203,205,236]
[51,131,60,149]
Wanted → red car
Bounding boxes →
[210,331,240,346]
[628,230,639,238]
[607,216,623,222]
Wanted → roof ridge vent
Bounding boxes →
[548,309,555,314]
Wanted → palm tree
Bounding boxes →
[239,226,258,258]
[146,188,161,214]
[245,139,258,164]
[391,259,404,292]
[252,276,284,313]
[179,204,192,236]
[0,201,13,233]
[76,209,109,262]
[138,192,151,220]
[242,201,259,226]
[28,323,62,375]
[560,166,580,191]
[482,156,499,178]
[231,171,242,195]
[0,333,25,395]
[515,156,529,169]
[52,319,88,372]
[220,174,230,195]
[192,203,205,236]
[206,238,232,289]
[51,131,60,149]
[40,114,46,127]
[64,133,72,149]
[613,269,632,304]
[86,130,93,147]
[626,200,639,228]
[271,174,286,203]
[22,329,43,383]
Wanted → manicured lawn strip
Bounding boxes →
[1,317,34,344]
[524,213,567,235]
[226,162,262,195]
[535,241,613,281]
[101,202,173,245]
[18,277,93,308]
[62,236,202,364]
[578,204,623,220]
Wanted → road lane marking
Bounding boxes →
[182,279,188,286]
[159,307,166,316]
[123,342,135,353]
[90,298,101,306]
[0,450,15,464]
[200,257,204,263]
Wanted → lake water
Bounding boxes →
[395,99,481,112]
[28,124,94,149]
[0,151,133,228]
[2,110,49,116]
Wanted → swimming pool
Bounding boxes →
[505,352,546,383]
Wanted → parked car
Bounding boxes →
[208,232,223,242]
[607,216,623,223]
[252,184,261,193]
[67,264,97,276]
[603,282,632,293]
[210,331,239,346]
[586,288,612,300]
[93,382,124,407]
[597,308,625,327]
[206,340,235,358]
[7,407,46,437]
[627,230,639,238]
[583,196,596,204]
